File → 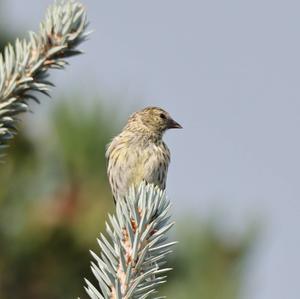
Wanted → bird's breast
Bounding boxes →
[106,135,170,199]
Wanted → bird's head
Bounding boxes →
[126,107,182,137]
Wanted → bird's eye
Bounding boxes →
[160,113,167,119]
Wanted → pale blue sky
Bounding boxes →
[3,1,300,298]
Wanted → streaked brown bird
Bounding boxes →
[106,106,182,202]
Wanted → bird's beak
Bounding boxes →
[167,118,183,129]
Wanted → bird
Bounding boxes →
[106,106,182,202]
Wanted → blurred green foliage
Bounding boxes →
[163,222,254,299]
[0,99,116,299]
[0,2,14,53]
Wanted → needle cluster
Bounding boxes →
[85,182,175,299]
[0,0,89,152]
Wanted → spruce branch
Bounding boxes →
[85,182,175,299]
[0,0,89,151]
